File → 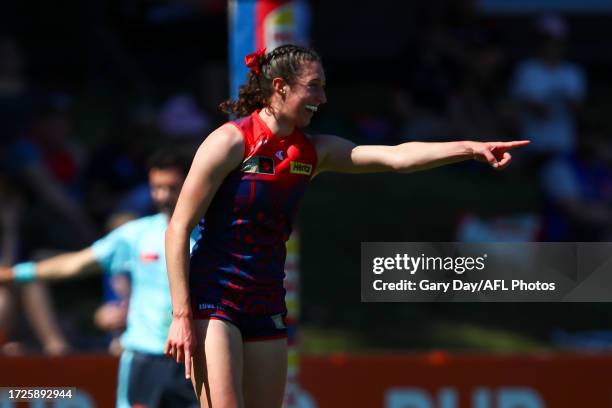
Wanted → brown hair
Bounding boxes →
[147,146,191,176]
[219,44,321,117]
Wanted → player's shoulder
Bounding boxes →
[304,134,355,168]
[191,123,246,171]
[203,122,245,153]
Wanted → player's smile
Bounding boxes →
[305,104,318,113]
[287,61,326,125]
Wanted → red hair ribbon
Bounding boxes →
[244,47,266,76]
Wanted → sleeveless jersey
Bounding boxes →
[190,111,317,315]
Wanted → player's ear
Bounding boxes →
[272,77,288,96]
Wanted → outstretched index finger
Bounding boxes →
[185,347,192,379]
[500,140,530,150]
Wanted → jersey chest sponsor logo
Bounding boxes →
[241,156,275,174]
[140,252,160,262]
[289,161,312,176]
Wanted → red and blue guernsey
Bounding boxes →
[190,110,317,316]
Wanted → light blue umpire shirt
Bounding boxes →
[92,213,198,354]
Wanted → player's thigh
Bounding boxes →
[192,318,244,408]
[243,338,288,408]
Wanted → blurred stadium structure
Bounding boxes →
[2,0,612,407]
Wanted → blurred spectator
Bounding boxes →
[395,0,507,142]
[511,14,586,157]
[393,90,453,142]
[85,107,160,224]
[0,39,72,355]
[158,92,211,139]
[457,213,541,242]
[0,37,33,144]
[195,61,230,128]
[394,25,457,142]
[0,168,70,355]
[0,170,20,353]
[540,124,612,241]
[0,170,19,267]
[408,24,460,117]
[448,37,518,141]
[6,94,97,251]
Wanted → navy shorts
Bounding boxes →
[116,350,198,408]
[193,303,288,341]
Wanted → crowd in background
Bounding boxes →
[1,0,611,354]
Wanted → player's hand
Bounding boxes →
[165,315,196,379]
[468,140,530,170]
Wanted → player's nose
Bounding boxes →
[318,89,327,105]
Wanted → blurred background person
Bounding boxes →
[0,148,199,407]
[0,163,70,355]
[510,14,586,160]
[6,93,97,251]
[540,122,612,241]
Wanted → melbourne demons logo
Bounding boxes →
[241,156,275,174]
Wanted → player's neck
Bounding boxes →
[258,109,294,138]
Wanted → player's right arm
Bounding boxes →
[0,248,101,284]
[165,124,244,378]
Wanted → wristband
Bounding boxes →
[13,262,36,282]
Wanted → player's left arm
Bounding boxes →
[311,134,530,175]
